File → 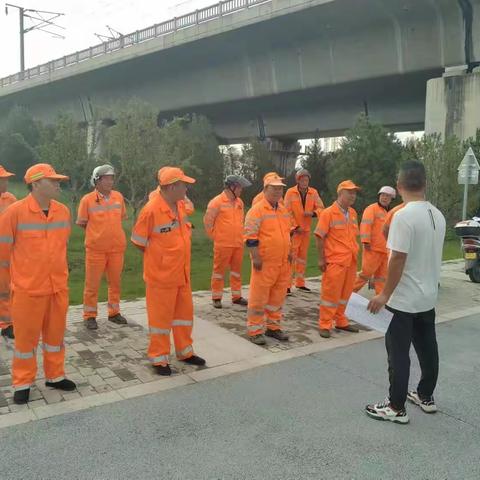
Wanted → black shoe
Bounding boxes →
[45,378,76,391]
[212,299,222,309]
[1,325,14,339]
[108,313,127,325]
[319,329,331,338]
[265,329,289,341]
[85,317,98,330]
[286,288,292,296]
[181,355,206,366]
[153,364,172,376]
[13,388,30,405]
[232,297,248,306]
[297,286,311,292]
[335,324,359,333]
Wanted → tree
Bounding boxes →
[0,106,40,176]
[330,114,403,212]
[301,134,337,204]
[37,114,95,208]
[104,99,161,218]
[157,114,224,206]
[237,139,276,205]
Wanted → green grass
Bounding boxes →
[6,182,463,305]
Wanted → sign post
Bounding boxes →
[457,147,480,220]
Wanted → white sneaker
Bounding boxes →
[365,398,409,424]
[407,391,437,413]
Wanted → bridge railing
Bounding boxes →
[0,0,271,88]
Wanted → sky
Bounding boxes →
[0,0,214,78]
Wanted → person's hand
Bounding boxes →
[364,243,371,251]
[318,257,326,272]
[367,293,388,314]
[253,257,263,271]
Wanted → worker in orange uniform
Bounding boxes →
[131,166,206,376]
[149,184,194,216]
[314,180,361,338]
[204,175,251,309]
[77,165,128,330]
[353,186,396,295]
[0,165,17,339]
[252,172,285,206]
[0,164,76,404]
[383,202,405,240]
[285,168,324,293]
[245,172,293,345]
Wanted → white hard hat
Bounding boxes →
[378,186,396,198]
[90,164,115,187]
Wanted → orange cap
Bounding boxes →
[0,165,15,178]
[337,180,361,193]
[263,172,286,187]
[158,166,195,186]
[24,163,69,184]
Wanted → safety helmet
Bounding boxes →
[378,186,396,198]
[225,175,251,188]
[90,164,115,187]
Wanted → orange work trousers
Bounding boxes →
[247,262,290,336]
[83,249,124,320]
[0,266,11,330]
[211,245,243,301]
[11,289,68,391]
[319,261,357,330]
[146,283,194,366]
[353,249,388,295]
[291,232,310,287]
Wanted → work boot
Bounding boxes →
[232,297,248,306]
[108,313,127,325]
[213,299,222,309]
[45,378,77,391]
[249,334,266,345]
[153,364,172,376]
[297,286,311,292]
[13,388,30,405]
[319,329,331,338]
[1,325,14,339]
[265,329,289,342]
[181,355,206,366]
[85,317,98,330]
[335,324,359,333]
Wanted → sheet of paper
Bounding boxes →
[345,293,393,334]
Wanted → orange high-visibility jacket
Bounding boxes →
[0,194,71,295]
[131,192,191,288]
[76,190,127,252]
[203,191,244,248]
[384,203,405,228]
[284,186,324,232]
[314,202,359,266]
[0,192,17,214]
[148,188,194,216]
[359,202,388,253]
[244,198,292,266]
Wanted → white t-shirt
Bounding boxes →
[387,201,446,313]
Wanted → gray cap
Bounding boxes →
[90,164,115,187]
[225,175,251,188]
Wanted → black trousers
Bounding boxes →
[385,307,439,410]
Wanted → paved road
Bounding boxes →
[1,315,479,480]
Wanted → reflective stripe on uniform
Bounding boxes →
[0,292,9,300]
[172,319,193,327]
[149,326,170,335]
[13,384,31,392]
[339,300,348,305]
[230,271,241,278]
[45,375,65,383]
[0,260,10,268]
[231,290,241,296]
[88,204,121,213]
[14,349,36,359]
[247,308,264,317]
[0,315,11,323]
[83,305,97,312]
[42,343,64,353]
[361,219,373,225]
[17,221,69,231]
[177,345,193,357]
[320,300,338,308]
[149,354,169,364]
[0,236,14,243]
[296,258,306,264]
[131,233,148,246]
[265,304,281,312]
[247,324,264,332]
[330,220,346,227]
[108,303,119,310]
[212,273,223,279]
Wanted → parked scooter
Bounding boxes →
[454,218,480,283]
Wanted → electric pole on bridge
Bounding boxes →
[5,3,65,72]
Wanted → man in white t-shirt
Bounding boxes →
[365,160,446,424]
